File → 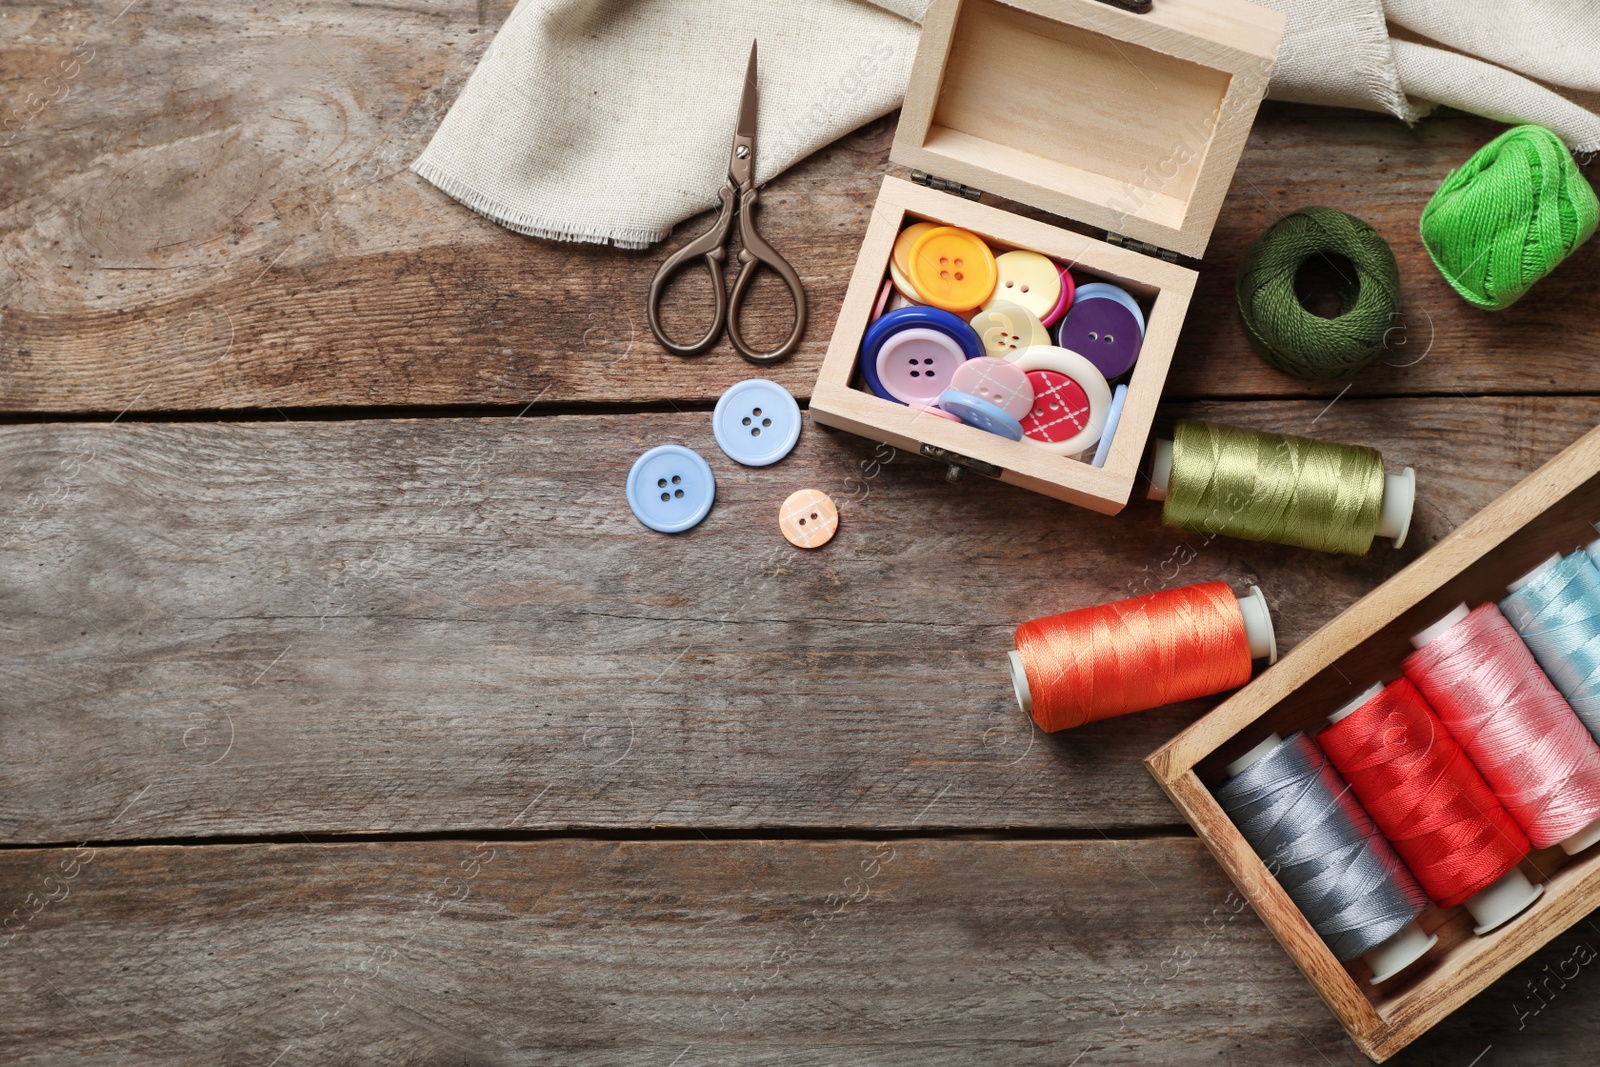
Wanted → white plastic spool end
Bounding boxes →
[1147,438,1174,502]
[1410,603,1470,650]
[1225,732,1283,778]
[1586,537,1600,570]
[1560,815,1600,856]
[1007,650,1032,717]
[1364,920,1437,985]
[1237,586,1277,664]
[1376,468,1416,548]
[1462,867,1543,934]
[1328,683,1385,725]
[1507,553,1563,594]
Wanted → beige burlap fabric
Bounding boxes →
[414,0,1600,248]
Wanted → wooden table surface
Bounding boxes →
[5,4,1600,1065]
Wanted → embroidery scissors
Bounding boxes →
[647,41,807,365]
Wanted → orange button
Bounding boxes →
[892,221,937,279]
[907,226,997,312]
[779,489,839,549]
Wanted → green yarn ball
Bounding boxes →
[1420,125,1599,311]
[1236,206,1401,381]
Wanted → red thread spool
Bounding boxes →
[1406,602,1600,851]
[1009,581,1274,732]
[1319,678,1536,924]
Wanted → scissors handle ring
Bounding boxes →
[646,185,735,358]
[725,186,807,365]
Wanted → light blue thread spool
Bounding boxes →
[1501,548,1600,743]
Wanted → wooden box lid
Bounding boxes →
[892,0,1285,259]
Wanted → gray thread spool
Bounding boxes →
[1216,732,1433,981]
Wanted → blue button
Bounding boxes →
[626,445,715,533]
[1070,282,1146,334]
[937,390,1024,440]
[712,379,802,467]
[1091,383,1128,468]
[860,306,983,404]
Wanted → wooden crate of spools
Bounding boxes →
[1146,423,1600,1062]
[809,0,1285,515]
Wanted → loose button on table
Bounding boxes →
[875,327,968,405]
[982,250,1061,320]
[779,488,839,549]
[713,379,802,466]
[626,444,715,533]
[907,226,998,312]
[949,356,1034,419]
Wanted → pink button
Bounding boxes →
[1039,265,1076,328]
[908,401,960,422]
[949,356,1034,419]
[1020,370,1091,444]
[870,278,894,323]
[875,328,967,405]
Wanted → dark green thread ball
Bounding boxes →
[1237,206,1400,381]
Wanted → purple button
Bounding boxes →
[1055,297,1143,379]
[949,356,1034,419]
[875,328,967,405]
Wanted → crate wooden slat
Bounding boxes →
[1147,421,1600,1062]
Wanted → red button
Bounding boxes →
[1020,371,1090,444]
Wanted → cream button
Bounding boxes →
[982,250,1061,320]
[968,301,1051,360]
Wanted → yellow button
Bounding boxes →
[982,250,1062,320]
[969,301,1051,360]
[907,227,997,312]
[779,489,839,549]
[892,222,937,279]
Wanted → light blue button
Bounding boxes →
[1091,383,1128,468]
[626,444,715,533]
[1071,282,1146,334]
[712,378,802,467]
[937,390,1024,441]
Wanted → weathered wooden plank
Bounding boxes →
[0,838,1591,1066]
[3,396,1596,843]
[2,1,1597,411]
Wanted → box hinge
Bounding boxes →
[1107,232,1179,263]
[921,443,1002,482]
[910,171,983,202]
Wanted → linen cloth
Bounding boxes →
[413,0,1600,249]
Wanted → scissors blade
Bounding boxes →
[736,40,758,140]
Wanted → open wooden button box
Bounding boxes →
[1147,425,1600,1061]
[810,0,1284,514]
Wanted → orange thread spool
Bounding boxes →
[1014,581,1258,732]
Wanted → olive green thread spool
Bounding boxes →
[1147,420,1415,557]
[1237,207,1401,381]
[1420,124,1599,311]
